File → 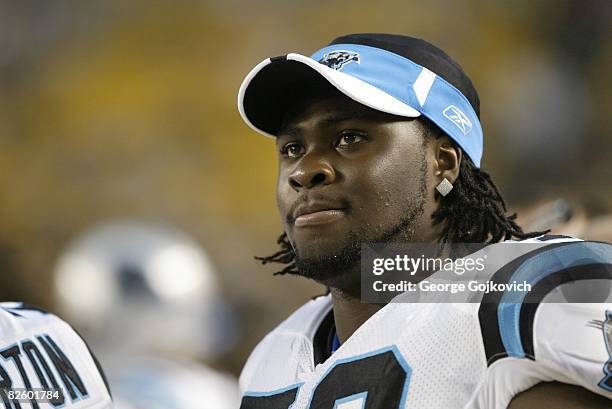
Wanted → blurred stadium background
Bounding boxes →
[0,0,610,379]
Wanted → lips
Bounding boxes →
[294,209,346,227]
[290,201,347,227]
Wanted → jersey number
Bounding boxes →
[240,347,411,409]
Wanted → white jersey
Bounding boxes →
[239,236,612,408]
[0,302,113,408]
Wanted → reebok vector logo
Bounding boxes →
[443,105,472,135]
[318,50,360,70]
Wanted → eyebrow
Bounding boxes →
[277,109,388,138]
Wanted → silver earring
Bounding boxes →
[436,178,453,196]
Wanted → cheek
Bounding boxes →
[351,145,427,217]
[276,169,293,222]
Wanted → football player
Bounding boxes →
[235,33,612,408]
[0,302,114,408]
[53,221,240,409]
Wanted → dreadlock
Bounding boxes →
[256,117,547,276]
[431,156,544,243]
[424,118,548,244]
[256,233,296,276]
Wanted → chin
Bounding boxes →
[293,238,361,281]
[293,239,345,260]
[295,256,361,296]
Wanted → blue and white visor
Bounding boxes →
[238,44,483,166]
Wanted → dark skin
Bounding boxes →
[276,97,456,295]
[274,95,609,408]
[277,96,459,339]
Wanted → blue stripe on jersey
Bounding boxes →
[498,241,612,358]
[331,332,340,354]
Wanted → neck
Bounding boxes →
[330,287,383,344]
[326,216,443,344]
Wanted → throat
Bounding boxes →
[330,287,384,344]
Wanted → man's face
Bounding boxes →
[275,95,440,289]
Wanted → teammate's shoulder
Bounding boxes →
[0,301,67,336]
[0,301,114,407]
[1,301,52,317]
[0,301,98,371]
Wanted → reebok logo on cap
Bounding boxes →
[443,105,472,135]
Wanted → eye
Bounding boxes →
[280,142,305,158]
[336,131,366,148]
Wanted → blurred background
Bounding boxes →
[0,0,610,389]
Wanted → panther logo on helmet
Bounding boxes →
[318,50,360,70]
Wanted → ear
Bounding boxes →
[432,136,462,184]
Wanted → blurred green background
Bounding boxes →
[0,0,610,374]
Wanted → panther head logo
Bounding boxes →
[318,50,360,70]
[589,310,612,391]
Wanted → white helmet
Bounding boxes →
[54,220,234,361]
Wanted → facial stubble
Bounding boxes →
[291,157,429,284]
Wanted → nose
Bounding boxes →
[288,156,336,191]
